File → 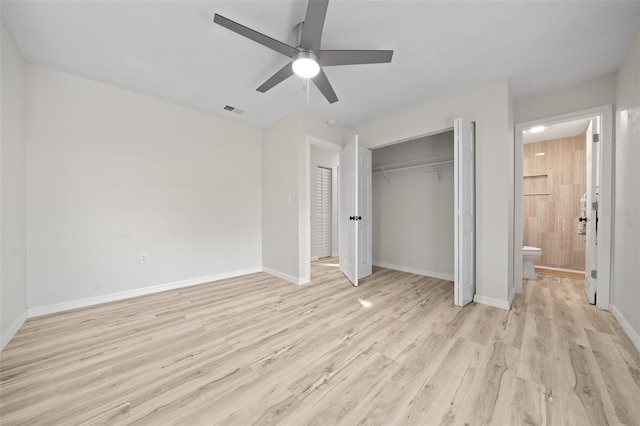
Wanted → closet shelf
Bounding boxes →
[372,158,454,175]
[373,158,454,186]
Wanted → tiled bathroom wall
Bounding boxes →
[523,133,586,270]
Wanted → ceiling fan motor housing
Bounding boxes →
[292,51,320,78]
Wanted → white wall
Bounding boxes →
[1,21,28,349]
[262,111,344,283]
[353,80,513,309]
[25,64,262,311]
[262,113,300,282]
[514,74,616,123]
[372,131,454,280]
[612,27,640,350]
[310,146,339,260]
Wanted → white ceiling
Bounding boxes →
[523,118,591,144]
[2,1,639,129]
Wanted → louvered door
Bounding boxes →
[316,166,332,258]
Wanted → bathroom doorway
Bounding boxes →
[514,105,613,309]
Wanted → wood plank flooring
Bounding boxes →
[1,260,639,425]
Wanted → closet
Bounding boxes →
[371,130,455,280]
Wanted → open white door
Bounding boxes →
[339,135,372,286]
[454,118,475,306]
[339,136,358,285]
[585,118,599,304]
[358,144,373,279]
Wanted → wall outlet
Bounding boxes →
[139,252,149,264]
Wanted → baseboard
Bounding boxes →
[535,265,585,279]
[373,261,454,282]
[28,267,262,318]
[331,251,338,257]
[473,294,510,310]
[1,309,28,351]
[262,267,305,285]
[508,286,515,308]
[611,305,640,352]
[310,256,319,262]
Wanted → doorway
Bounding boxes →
[521,118,591,276]
[303,136,343,283]
[514,105,613,310]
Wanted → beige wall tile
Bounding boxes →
[523,134,586,270]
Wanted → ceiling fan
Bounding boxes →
[213,0,393,104]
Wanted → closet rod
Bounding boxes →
[373,159,454,174]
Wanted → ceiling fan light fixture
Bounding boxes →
[292,51,320,79]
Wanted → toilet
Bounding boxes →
[523,246,542,280]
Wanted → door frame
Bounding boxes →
[514,104,613,310]
[301,135,343,284]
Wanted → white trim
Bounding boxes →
[262,267,306,285]
[28,267,262,317]
[373,261,454,282]
[310,256,319,262]
[331,251,338,257]
[1,310,28,351]
[594,105,614,310]
[300,137,311,287]
[514,105,613,312]
[611,305,640,352]
[308,136,343,152]
[363,127,455,150]
[473,294,510,310]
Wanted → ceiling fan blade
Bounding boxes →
[319,50,394,66]
[257,62,295,93]
[214,14,297,58]
[299,0,329,52]
[312,69,338,104]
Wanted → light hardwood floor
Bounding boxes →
[1,259,639,425]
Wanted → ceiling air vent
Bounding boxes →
[223,105,244,115]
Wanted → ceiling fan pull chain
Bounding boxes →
[307,79,310,105]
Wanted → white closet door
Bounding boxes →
[339,135,372,287]
[339,136,358,285]
[454,118,475,307]
[316,166,332,258]
[357,145,372,278]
